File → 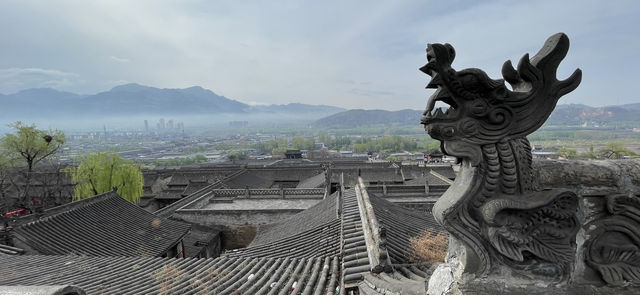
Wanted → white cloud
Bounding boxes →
[109,56,130,63]
[0,0,638,108]
[0,68,81,94]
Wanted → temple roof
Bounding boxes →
[0,254,340,295]
[248,191,339,247]
[369,193,444,264]
[13,191,191,257]
[2,178,446,294]
[296,172,326,188]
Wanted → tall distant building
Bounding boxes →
[158,118,165,130]
[144,120,149,132]
[167,120,174,130]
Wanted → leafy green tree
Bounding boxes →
[227,151,247,162]
[584,145,597,160]
[386,155,400,162]
[1,122,65,210]
[318,134,331,146]
[0,152,15,213]
[599,142,637,159]
[291,137,315,150]
[1,121,65,172]
[67,152,143,203]
[557,148,578,159]
[253,139,287,155]
[153,155,208,167]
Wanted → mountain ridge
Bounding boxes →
[313,109,423,128]
[0,84,345,119]
[313,103,640,129]
[1,84,637,128]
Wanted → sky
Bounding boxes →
[1,0,639,110]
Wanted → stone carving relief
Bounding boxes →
[421,33,583,280]
[585,194,640,286]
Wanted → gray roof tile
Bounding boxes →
[14,191,191,257]
[0,255,340,295]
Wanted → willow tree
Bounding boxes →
[67,152,143,203]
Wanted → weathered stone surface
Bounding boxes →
[427,264,457,295]
[423,32,582,281]
[536,159,640,195]
[421,32,640,293]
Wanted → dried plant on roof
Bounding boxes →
[151,264,185,295]
[409,229,449,265]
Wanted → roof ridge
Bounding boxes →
[429,170,454,185]
[15,190,119,226]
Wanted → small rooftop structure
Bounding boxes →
[284,149,303,159]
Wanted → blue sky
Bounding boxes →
[1,0,638,110]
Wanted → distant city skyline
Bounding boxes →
[1,0,639,110]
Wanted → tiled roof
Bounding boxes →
[142,172,159,189]
[166,172,193,186]
[249,191,339,247]
[0,254,341,295]
[425,173,452,186]
[428,165,456,179]
[361,168,404,182]
[182,180,211,196]
[154,169,246,218]
[1,170,447,294]
[331,167,404,184]
[154,188,185,200]
[358,272,429,294]
[404,176,428,186]
[167,170,240,187]
[0,285,87,295]
[0,244,24,256]
[225,219,341,259]
[13,191,191,257]
[368,193,444,264]
[296,172,326,188]
[341,188,372,285]
[223,171,273,188]
[330,162,391,169]
[182,225,220,258]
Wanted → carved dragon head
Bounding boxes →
[420,33,582,164]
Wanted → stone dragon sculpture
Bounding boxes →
[420,33,583,280]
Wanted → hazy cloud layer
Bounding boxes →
[1,0,638,109]
[0,68,81,93]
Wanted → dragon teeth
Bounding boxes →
[434,108,444,117]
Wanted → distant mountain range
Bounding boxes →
[547,103,640,126]
[313,109,423,128]
[1,84,638,129]
[0,83,344,120]
[313,103,640,129]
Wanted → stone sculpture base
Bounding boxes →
[427,159,640,295]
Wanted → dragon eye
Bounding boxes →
[443,127,455,138]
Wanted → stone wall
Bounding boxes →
[429,159,640,294]
[172,208,305,226]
